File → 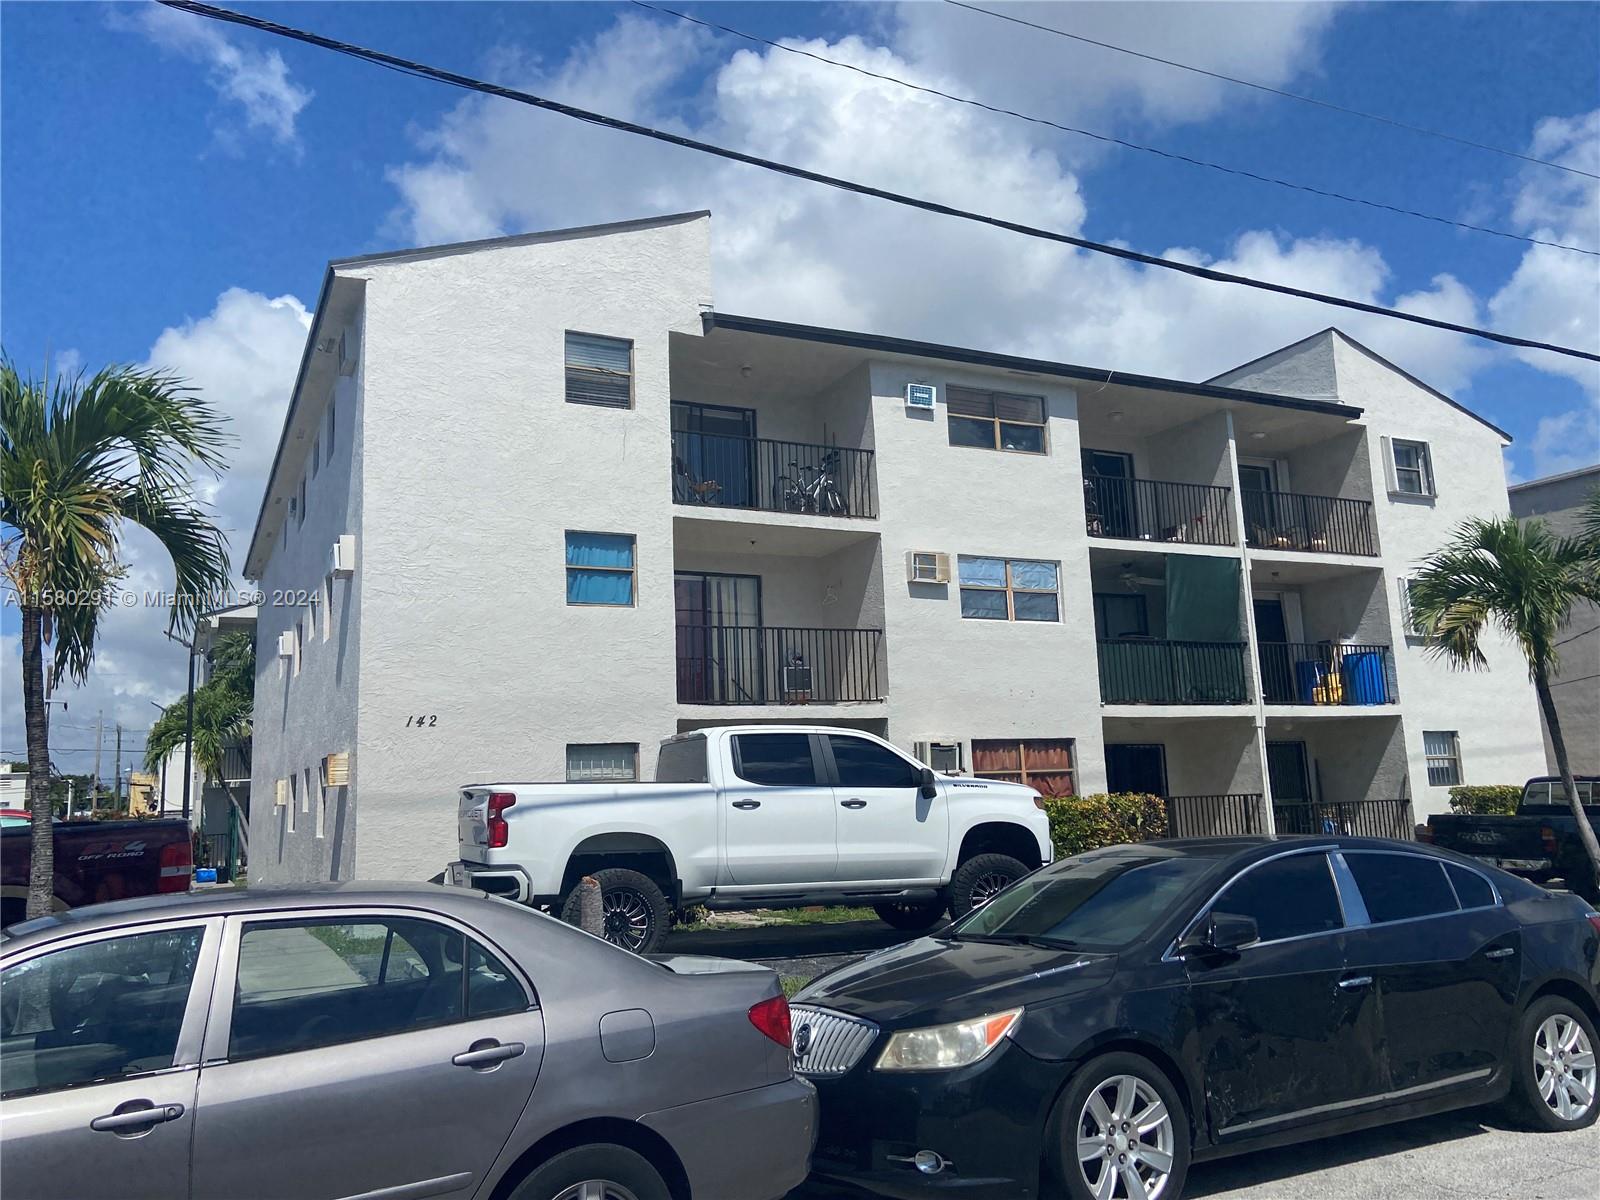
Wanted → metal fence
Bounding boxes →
[1244,491,1377,556]
[1165,793,1265,837]
[1273,799,1416,840]
[675,624,885,704]
[1098,639,1251,704]
[1258,642,1397,705]
[195,831,235,883]
[1083,475,1235,545]
[671,431,876,518]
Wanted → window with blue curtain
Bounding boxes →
[566,532,636,605]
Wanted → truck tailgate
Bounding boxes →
[1427,815,1551,868]
[458,788,491,862]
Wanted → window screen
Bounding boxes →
[1424,731,1461,787]
[566,332,632,408]
[1213,853,1342,943]
[733,733,818,786]
[1344,853,1459,923]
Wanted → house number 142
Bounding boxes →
[406,715,438,728]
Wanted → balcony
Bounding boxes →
[672,431,876,519]
[1084,476,1234,546]
[1165,793,1265,837]
[676,624,885,705]
[1274,798,1415,839]
[221,738,251,786]
[1258,642,1397,706]
[1098,639,1251,705]
[1244,491,1377,556]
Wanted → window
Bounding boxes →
[1424,731,1461,787]
[297,475,307,526]
[293,618,304,676]
[732,733,819,786]
[315,763,328,838]
[322,574,334,642]
[1094,593,1149,639]
[1212,852,1343,943]
[973,738,1075,797]
[1523,779,1596,808]
[302,768,313,816]
[829,735,920,788]
[1,927,205,1098]
[307,599,317,643]
[947,386,1046,453]
[1397,577,1424,637]
[566,743,639,782]
[1344,853,1459,923]
[311,436,320,479]
[1445,862,1496,909]
[287,774,297,832]
[1389,438,1434,496]
[565,532,635,606]
[326,393,336,451]
[228,917,525,1060]
[959,556,1060,622]
[565,331,633,408]
[656,735,709,784]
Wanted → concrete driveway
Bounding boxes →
[790,1108,1600,1199]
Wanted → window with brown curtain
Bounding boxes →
[972,738,1076,796]
[946,387,1047,453]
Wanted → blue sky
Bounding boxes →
[3,1,1598,772]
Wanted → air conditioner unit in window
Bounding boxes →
[276,631,295,658]
[915,740,964,774]
[323,752,350,788]
[905,382,936,410]
[907,550,951,584]
[337,327,359,377]
[330,534,356,577]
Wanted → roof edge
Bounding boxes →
[331,209,712,270]
[1507,462,1600,492]
[702,312,1363,419]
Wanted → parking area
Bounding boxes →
[792,1109,1600,1200]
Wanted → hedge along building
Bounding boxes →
[242,211,1547,884]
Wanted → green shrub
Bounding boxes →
[1043,793,1168,858]
[1447,785,1521,816]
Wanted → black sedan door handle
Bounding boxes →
[840,799,867,809]
[732,799,761,810]
[1337,975,1374,992]
[1485,946,1516,959]
[452,1040,525,1069]
[91,1102,185,1133]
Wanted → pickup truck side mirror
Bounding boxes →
[918,767,938,800]
[1180,911,1259,957]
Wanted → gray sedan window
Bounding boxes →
[0,927,204,1098]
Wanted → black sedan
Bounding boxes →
[790,837,1600,1200]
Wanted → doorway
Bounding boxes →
[1238,461,1277,543]
[1267,740,1314,832]
[1254,597,1294,703]
[1106,744,1167,797]
[674,572,763,703]
[672,402,757,508]
[1082,448,1136,538]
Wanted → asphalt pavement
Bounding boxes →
[790,1108,1599,1199]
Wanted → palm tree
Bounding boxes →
[145,630,255,863]
[2,358,230,919]
[1408,516,1600,885]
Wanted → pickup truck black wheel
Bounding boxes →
[1503,995,1599,1131]
[560,869,669,954]
[508,1143,670,1200]
[873,899,946,932]
[948,853,1029,919]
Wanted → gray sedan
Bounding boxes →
[0,883,815,1200]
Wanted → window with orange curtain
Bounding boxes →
[972,739,1076,797]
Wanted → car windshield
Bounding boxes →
[948,850,1219,952]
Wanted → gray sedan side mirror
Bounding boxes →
[918,767,938,800]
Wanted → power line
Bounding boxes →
[633,1,1596,257]
[156,1,1600,365]
[943,0,1599,181]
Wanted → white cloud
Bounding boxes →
[1526,406,1600,479]
[1,289,311,778]
[119,2,312,152]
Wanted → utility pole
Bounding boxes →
[114,725,123,813]
[92,710,103,813]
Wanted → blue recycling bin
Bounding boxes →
[1294,659,1327,704]
[1342,651,1387,705]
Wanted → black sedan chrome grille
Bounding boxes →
[789,1005,879,1077]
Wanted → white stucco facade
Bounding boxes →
[244,212,1548,884]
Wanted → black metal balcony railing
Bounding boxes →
[1098,639,1251,705]
[1244,491,1377,556]
[1165,793,1265,838]
[1274,799,1416,840]
[1257,642,1397,706]
[1084,475,1234,545]
[671,431,876,519]
[676,624,885,705]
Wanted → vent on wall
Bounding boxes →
[907,550,951,584]
[323,752,351,788]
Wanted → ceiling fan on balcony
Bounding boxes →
[1117,562,1163,590]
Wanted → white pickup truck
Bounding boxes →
[448,725,1054,953]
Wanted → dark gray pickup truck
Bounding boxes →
[1422,776,1599,902]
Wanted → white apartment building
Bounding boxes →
[243,210,1546,884]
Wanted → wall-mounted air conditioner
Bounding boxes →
[905,382,936,410]
[915,740,964,774]
[907,550,951,584]
[276,631,295,658]
[330,534,356,577]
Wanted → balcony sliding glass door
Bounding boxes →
[672,402,757,508]
[675,572,762,704]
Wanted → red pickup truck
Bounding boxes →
[0,817,193,928]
